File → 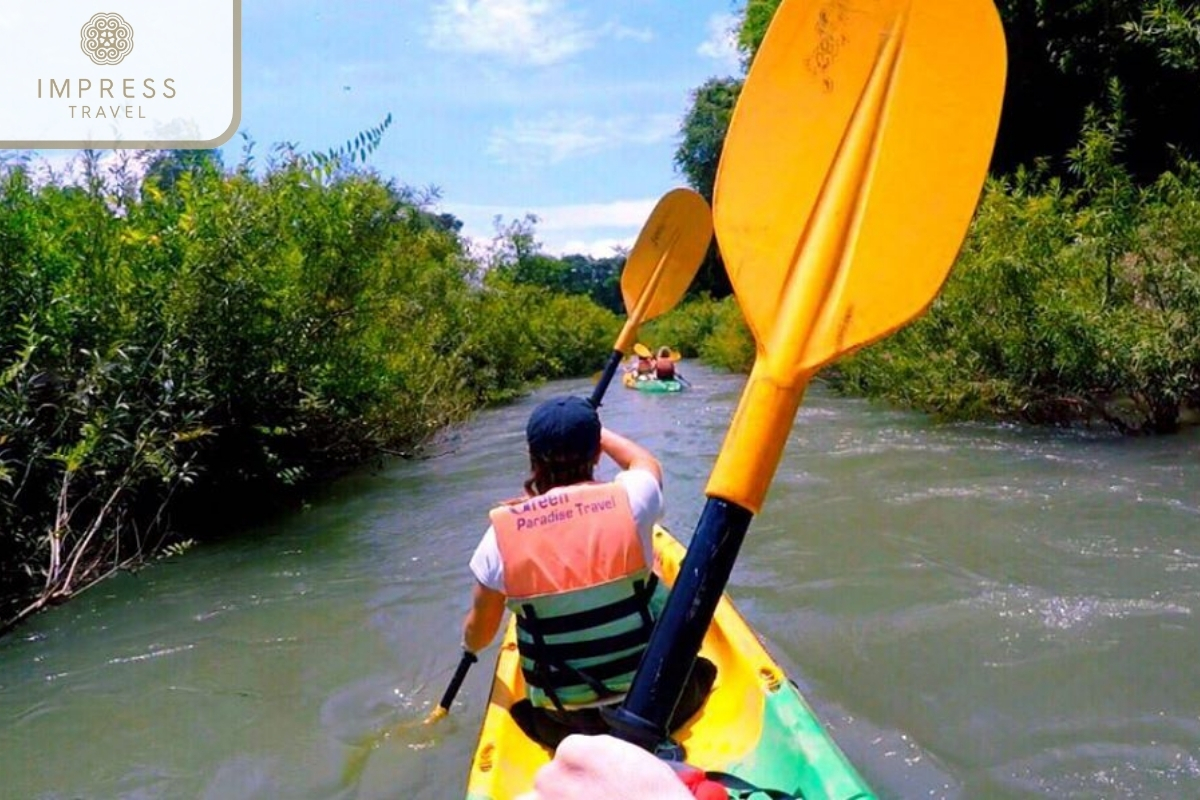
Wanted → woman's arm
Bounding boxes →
[600,427,662,486]
[462,581,506,653]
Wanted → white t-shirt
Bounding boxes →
[469,469,663,593]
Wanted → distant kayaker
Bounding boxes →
[633,352,655,378]
[462,395,715,749]
[652,346,675,381]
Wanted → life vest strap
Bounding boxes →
[520,647,647,692]
[515,574,658,636]
[515,576,658,709]
[517,623,652,662]
[521,602,619,709]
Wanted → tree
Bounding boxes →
[673,78,741,298]
[681,0,1200,198]
[143,149,223,191]
[674,78,742,206]
[485,215,581,295]
[428,212,463,234]
[1122,0,1200,70]
[737,0,782,62]
[484,217,627,310]
[559,254,624,313]
[988,0,1200,180]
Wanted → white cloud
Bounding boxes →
[461,227,631,259]
[604,23,653,43]
[447,196,658,256]
[487,112,678,166]
[530,198,659,231]
[452,196,657,231]
[553,236,635,257]
[427,0,595,66]
[697,13,741,73]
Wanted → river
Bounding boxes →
[2,363,1198,799]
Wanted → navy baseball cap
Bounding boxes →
[526,395,601,459]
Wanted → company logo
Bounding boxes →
[1,0,240,148]
[80,12,135,66]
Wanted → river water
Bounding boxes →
[2,364,1199,799]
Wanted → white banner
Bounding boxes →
[0,0,240,147]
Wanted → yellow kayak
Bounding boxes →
[465,526,875,800]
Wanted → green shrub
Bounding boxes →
[828,95,1200,434]
[0,147,615,630]
[697,297,755,373]
[641,293,755,373]
[641,294,724,358]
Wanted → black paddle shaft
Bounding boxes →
[436,650,478,712]
[604,498,754,749]
[590,350,626,408]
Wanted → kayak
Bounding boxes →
[465,526,876,800]
[622,371,685,393]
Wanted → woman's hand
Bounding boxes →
[515,734,693,800]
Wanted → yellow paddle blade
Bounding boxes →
[614,188,712,353]
[633,342,653,358]
[708,0,1006,511]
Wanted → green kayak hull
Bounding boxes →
[623,373,685,393]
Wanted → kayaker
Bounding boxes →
[462,395,716,749]
[633,352,655,378]
[653,346,676,381]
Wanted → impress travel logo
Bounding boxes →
[80,13,135,66]
[0,1,241,148]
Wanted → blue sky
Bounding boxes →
[229,0,743,256]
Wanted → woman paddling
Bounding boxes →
[462,395,715,749]
[652,346,676,381]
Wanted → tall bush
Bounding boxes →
[0,147,616,630]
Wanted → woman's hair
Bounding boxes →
[656,346,672,359]
[524,453,597,496]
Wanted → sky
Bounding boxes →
[221,0,745,256]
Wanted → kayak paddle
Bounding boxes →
[605,0,1007,749]
[590,189,713,406]
[423,188,712,726]
[422,650,477,724]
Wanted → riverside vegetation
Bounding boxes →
[0,139,618,632]
[651,92,1200,435]
[651,0,1200,436]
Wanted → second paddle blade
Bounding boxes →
[620,188,713,323]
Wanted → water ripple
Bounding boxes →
[105,643,196,666]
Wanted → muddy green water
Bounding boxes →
[2,365,1199,799]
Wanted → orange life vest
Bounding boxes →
[490,482,657,709]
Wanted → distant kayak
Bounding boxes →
[464,526,875,800]
[622,371,685,393]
